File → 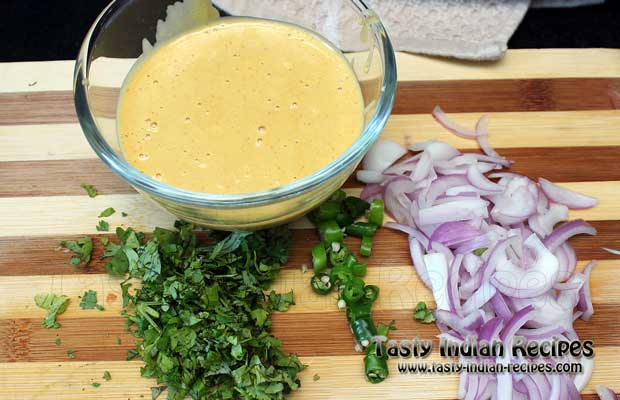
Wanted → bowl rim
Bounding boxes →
[73,0,397,209]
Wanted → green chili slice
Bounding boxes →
[311,273,333,295]
[351,262,368,277]
[368,199,384,226]
[319,221,343,244]
[364,343,389,384]
[344,197,370,219]
[336,212,354,228]
[330,264,353,286]
[360,235,373,257]
[311,244,327,273]
[314,201,340,222]
[363,285,379,303]
[329,244,350,268]
[330,189,347,204]
[343,278,365,304]
[346,222,378,238]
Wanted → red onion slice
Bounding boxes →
[602,247,620,255]
[543,219,597,253]
[356,169,387,184]
[432,105,478,139]
[410,139,461,162]
[539,178,598,210]
[430,221,482,248]
[595,385,618,400]
[419,199,489,225]
[577,260,596,321]
[362,139,407,172]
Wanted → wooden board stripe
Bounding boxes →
[0,183,615,237]
[3,146,620,198]
[3,50,620,95]
[1,260,616,321]
[2,78,619,125]
[2,304,618,363]
[392,78,620,114]
[0,353,616,400]
[3,111,619,163]
[0,221,617,277]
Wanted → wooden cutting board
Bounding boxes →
[0,49,619,399]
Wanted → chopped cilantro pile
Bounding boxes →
[99,221,304,399]
[34,293,70,329]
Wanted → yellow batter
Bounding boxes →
[118,17,364,194]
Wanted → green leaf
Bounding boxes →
[81,183,98,198]
[35,293,70,329]
[121,212,128,217]
[151,386,166,400]
[268,290,295,312]
[55,337,61,346]
[100,237,110,247]
[67,349,77,359]
[473,247,488,257]
[79,290,101,310]
[96,220,110,232]
[102,371,111,381]
[250,308,268,327]
[98,207,116,218]
[60,237,93,266]
[313,374,321,381]
[91,382,101,388]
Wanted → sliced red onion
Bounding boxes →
[478,317,504,342]
[539,178,598,209]
[356,169,387,184]
[435,309,484,336]
[602,247,620,255]
[463,253,483,276]
[462,281,496,315]
[548,374,561,400]
[543,219,597,253]
[360,183,384,202]
[419,199,489,225]
[430,221,482,248]
[528,203,569,237]
[573,356,594,392]
[362,139,407,172]
[456,233,494,255]
[491,234,559,299]
[410,139,461,162]
[385,222,430,248]
[516,326,565,340]
[432,105,478,139]
[448,254,464,315]
[466,164,504,192]
[409,238,432,288]
[410,151,433,182]
[475,114,503,160]
[500,305,535,343]
[577,260,596,320]
[595,385,618,400]
[424,252,451,311]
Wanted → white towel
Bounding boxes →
[214,0,604,60]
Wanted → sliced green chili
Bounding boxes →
[344,196,370,219]
[364,342,389,384]
[311,244,327,273]
[311,273,333,295]
[330,189,347,204]
[351,262,368,277]
[330,264,353,286]
[363,285,379,303]
[314,201,340,222]
[329,244,350,268]
[368,199,384,226]
[360,235,373,257]
[319,221,343,244]
[346,222,378,238]
[336,212,354,228]
[343,278,365,304]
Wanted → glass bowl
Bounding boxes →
[74,0,396,230]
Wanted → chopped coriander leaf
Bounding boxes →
[67,349,77,359]
[98,207,116,218]
[55,338,61,346]
[96,220,110,232]
[414,301,435,324]
[313,374,321,381]
[81,183,98,198]
[151,386,166,399]
[100,237,110,247]
[79,290,104,311]
[91,382,101,388]
[34,293,70,329]
[116,337,122,345]
[93,222,304,399]
[60,237,93,266]
[102,371,111,381]
[121,212,128,217]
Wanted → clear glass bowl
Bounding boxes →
[74,0,396,230]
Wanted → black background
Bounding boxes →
[0,0,618,62]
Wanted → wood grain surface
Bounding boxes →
[0,49,618,399]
